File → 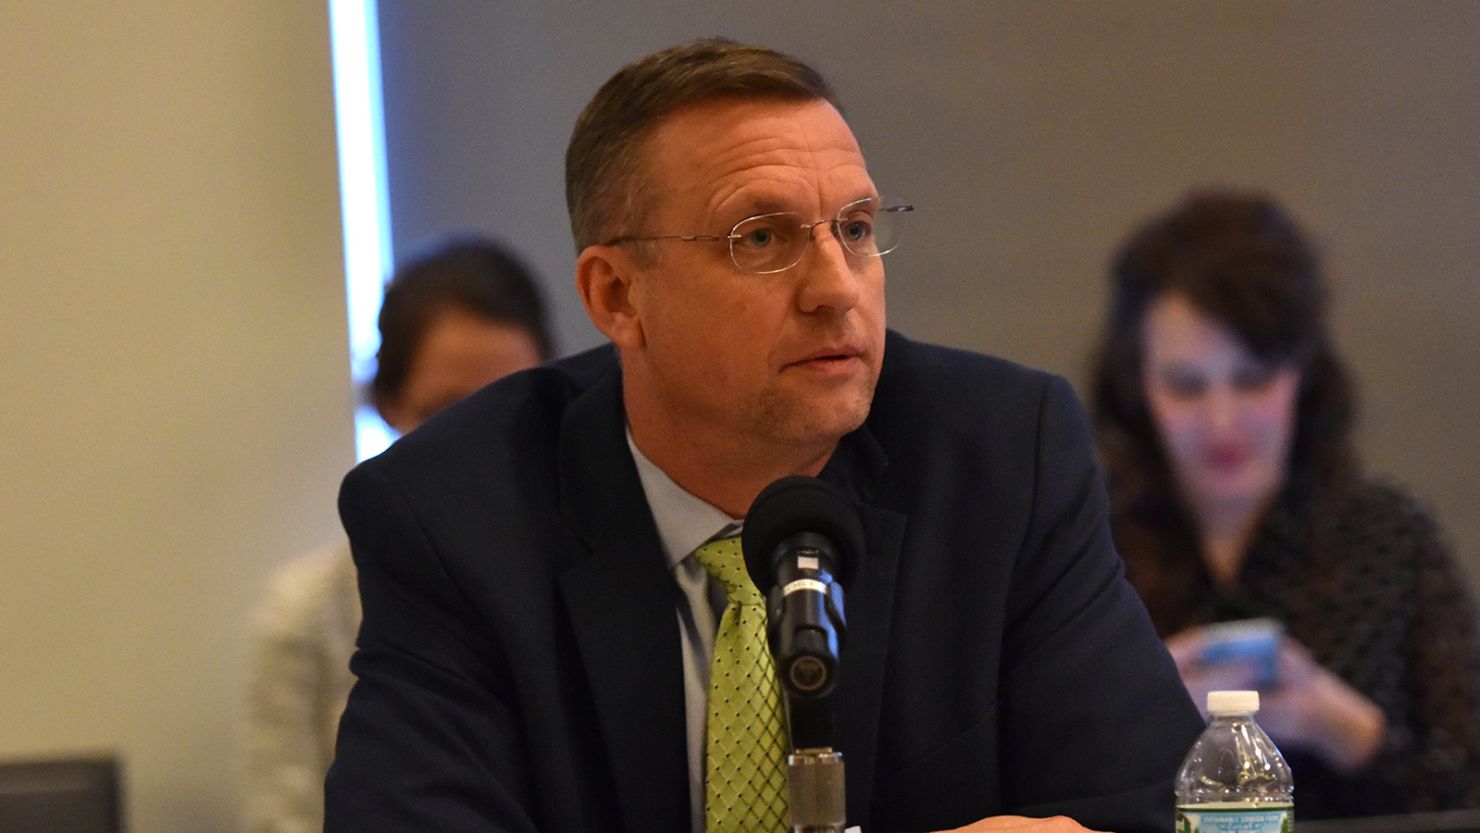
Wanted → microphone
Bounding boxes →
[741,476,864,702]
[743,475,863,832]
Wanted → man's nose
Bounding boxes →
[796,225,863,313]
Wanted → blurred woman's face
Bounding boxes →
[1140,292,1301,521]
[381,306,544,434]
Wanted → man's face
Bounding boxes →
[618,97,887,460]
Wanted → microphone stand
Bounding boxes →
[784,696,846,833]
[787,747,845,833]
[772,571,848,833]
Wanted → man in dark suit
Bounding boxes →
[326,38,1203,833]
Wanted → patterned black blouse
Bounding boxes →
[1119,480,1480,819]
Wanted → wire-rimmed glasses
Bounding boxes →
[604,195,914,275]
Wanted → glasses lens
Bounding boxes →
[836,196,910,259]
[730,213,805,273]
[728,199,913,273]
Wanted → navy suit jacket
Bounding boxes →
[326,330,1203,833]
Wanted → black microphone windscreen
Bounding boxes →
[741,476,864,591]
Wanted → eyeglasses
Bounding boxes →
[603,195,914,275]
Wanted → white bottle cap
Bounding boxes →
[1207,690,1260,714]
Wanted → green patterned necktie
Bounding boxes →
[693,535,790,833]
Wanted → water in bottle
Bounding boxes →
[1175,690,1293,833]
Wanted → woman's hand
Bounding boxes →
[1164,627,1386,773]
[1257,637,1387,773]
[1165,627,1270,709]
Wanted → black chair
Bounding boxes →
[1300,810,1480,833]
[0,755,123,833]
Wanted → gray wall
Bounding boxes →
[1,4,349,831]
[379,1,1479,579]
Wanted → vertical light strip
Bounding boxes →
[328,0,396,460]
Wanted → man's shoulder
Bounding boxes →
[355,343,617,483]
[862,331,1095,479]
[876,330,1061,415]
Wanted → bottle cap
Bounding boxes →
[1207,690,1259,714]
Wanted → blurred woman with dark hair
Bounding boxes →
[1091,189,1480,817]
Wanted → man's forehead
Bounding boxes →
[644,98,872,212]
[651,96,855,146]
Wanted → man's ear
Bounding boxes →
[576,245,645,350]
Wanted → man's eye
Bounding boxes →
[841,219,872,242]
[733,217,789,250]
[743,227,775,248]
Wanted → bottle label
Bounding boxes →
[1176,805,1292,833]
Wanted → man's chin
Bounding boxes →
[782,394,873,447]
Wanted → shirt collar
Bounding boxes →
[626,427,739,570]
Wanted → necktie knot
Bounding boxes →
[694,536,763,606]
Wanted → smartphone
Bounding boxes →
[1198,617,1282,688]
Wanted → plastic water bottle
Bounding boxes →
[1175,690,1293,833]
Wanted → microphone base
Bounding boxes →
[788,747,845,832]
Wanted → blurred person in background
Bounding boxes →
[1090,189,1480,818]
[243,235,554,833]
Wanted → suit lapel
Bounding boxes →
[547,357,908,831]
[819,427,907,828]
[555,365,691,833]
